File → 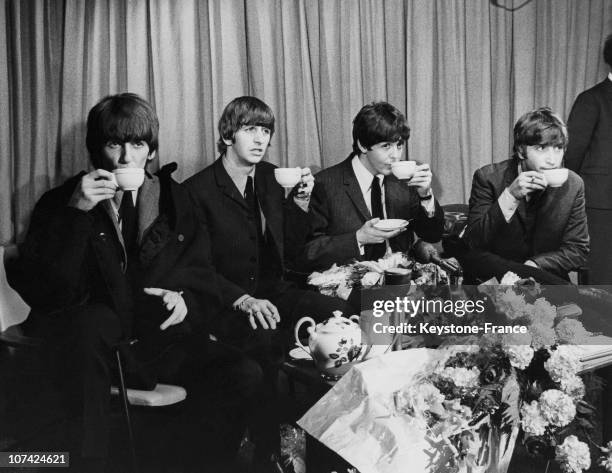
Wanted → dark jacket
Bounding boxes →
[301,156,445,271]
[464,159,589,278]
[184,158,309,308]
[566,79,612,209]
[8,164,219,339]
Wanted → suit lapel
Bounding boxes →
[342,159,371,221]
[137,174,160,243]
[213,158,249,210]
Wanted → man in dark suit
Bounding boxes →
[460,107,589,283]
[8,94,263,472]
[565,34,612,284]
[301,101,444,271]
[184,96,352,470]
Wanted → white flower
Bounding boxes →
[560,375,585,400]
[539,389,576,427]
[361,271,383,287]
[520,400,548,435]
[500,271,521,285]
[532,297,556,327]
[505,345,534,370]
[437,366,481,388]
[555,435,591,473]
[496,289,531,320]
[556,318,591,344]
[401,382,445,415]
[530,322,557,349]
[598,441,612,471]
[544,346,581,383]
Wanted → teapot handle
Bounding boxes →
[294,316,316,355]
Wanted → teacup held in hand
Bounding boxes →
[274,167,302,188]
[542,168,568,188]
[391,161,416,180]
[112,168,145,191]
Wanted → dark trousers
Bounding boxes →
[28,303,264,464]
[456,248,570,285]
[213,288,353,459]
[586,208,612,284]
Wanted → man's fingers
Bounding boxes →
[160,313,177,330]
[254,311,270,329]
[248,313,257,330]
[144,287,165,296]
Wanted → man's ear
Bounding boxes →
[357,140,368,154]
[147,150,157,161]
[223,135,233,147]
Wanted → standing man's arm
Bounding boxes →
[566,92,599,172]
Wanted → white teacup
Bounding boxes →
[542,168,568,188]
[112,168,145,191]
[274,167,302,188]
[391,161,416,180]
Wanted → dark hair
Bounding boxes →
[512,107,568,160]
[352,102,410,154]
[217,96,275,154]
[604,34,612,68]
[86,93,159,168]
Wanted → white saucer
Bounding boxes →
[373,219,409,231]
[289,347,312,360]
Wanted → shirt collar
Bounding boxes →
[222,155,255,194]
[352,155,383,195]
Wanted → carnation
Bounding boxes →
[520,400,548,435]
[437,366,481,388]
[401,382,445,414]
[544,346,581,383]
[560,375,585,400]
[496,289,531,320]
[556,318,591,344]
[539,390,576,427]
[555,435,591,473]
[505,345,534,370]
[530,322,557,349]
[500,271,521,285]
[532,297,556,327]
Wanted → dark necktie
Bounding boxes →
[119,191,138,259]
[366,176,386,260]
[245,176,263,240]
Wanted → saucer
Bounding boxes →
[289,347,312,360]
[373,219,409,231]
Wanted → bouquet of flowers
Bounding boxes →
[307,252,451,299]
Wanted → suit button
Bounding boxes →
[177,234,184,242]
[249,276,255,281]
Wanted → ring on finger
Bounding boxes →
[530,176,535,183]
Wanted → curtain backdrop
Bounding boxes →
[2,0,611,243]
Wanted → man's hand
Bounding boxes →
[68,169,118,211]
[144,287,188,330]
[294,167,314,200]
[240,297,280,330]
[406,163,433,197]
[356,218,405,245]
[507,171,546,200]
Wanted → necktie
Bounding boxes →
[366,176,386,260]
[245,176,263,240]
[119,191,138,259]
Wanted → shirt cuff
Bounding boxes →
[293,196,310,212]
[356,233,365,256]
[232,294,251,311]
[420,192,436,217]
[498,188,520,223]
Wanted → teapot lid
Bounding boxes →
[316,311,359,334]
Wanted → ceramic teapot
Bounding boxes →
[294,311,362,379]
